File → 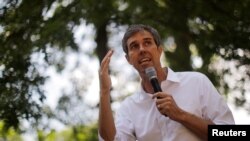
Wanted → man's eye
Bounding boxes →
[130,44,138,50]
[145,41,151,46]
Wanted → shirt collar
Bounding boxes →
[166,67,180,83]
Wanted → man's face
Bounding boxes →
[125,30,162,74]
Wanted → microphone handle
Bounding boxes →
[150,78,162,93]
[150,78,168,117]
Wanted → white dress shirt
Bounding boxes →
[99,68,235,141]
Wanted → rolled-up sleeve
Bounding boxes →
[99,100,136,141]
[200,74,235,124]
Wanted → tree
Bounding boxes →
[0,121,23,141]
[36,124,98,141]
[1,0,249,132]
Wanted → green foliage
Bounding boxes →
[0,0,249,134]
[37,124,98,141]
[0,121,23,141]
[0,0,79,130]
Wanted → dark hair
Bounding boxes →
[122,24,162,54]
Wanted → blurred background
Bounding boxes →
[0,0,250,140]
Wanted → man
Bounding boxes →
[98,24,234,141]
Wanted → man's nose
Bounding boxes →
[138,44,146,55]
[139,44,146,52]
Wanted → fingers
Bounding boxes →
[157,102,169,117]
[153,92,172,116]
[153,93,170,107]
[99,50,114,93]
[101,50,113,68]
[153,92,182,118]
[100,50,114,73]
[157,102,171,110]
[152,92,163,99]
[152,92,170,100]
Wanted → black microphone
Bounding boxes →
[145,67,162,93]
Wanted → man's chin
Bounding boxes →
[140,64,154,70]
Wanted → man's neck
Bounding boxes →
[141,67,167,94]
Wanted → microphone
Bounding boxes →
[145,67,162,93]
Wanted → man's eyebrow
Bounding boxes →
[128,37,154,47]
[143,37,153,41]
[128,41,137,47]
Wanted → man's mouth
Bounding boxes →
[139,58,151,64]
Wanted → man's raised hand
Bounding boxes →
[99,50,114,95]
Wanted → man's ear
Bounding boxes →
[158,45,163,54]
[125,54,132,65]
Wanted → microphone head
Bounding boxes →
[145,67,157,80]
